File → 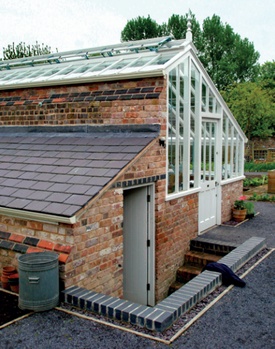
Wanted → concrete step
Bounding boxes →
[185,250,221,267]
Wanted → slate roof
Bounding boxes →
[0,125,159,221]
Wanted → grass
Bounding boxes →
[244,162,275,172]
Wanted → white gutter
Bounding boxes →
[0,207,76,225]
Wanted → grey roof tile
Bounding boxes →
[24,200,50,212]
[85,186,102,196]
[27,190,51,200]
[2,178,22,187]
[0,125,159,218]
[32,182,53,191]
[11,188,35,199]
[41,202,75,216]
[45,192,71,203]
[85,177,111,186]
[65,184,91,194]
[16,180,37,189]
[48,183,72,192]
[67,175,89,185]
[18,172,38,180]
[0,196,14,206]
[66,195,91,206]
[50,174,73,183]
[34,173,56,181]
[6,170,25,178]
[9,198,32,209]
[0,187,17,196]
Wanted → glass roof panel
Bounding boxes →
[0,37,191,88]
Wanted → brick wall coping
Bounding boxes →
[0,230,72,263]
[62,237,266,332]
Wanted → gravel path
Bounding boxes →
[1,202,274,349]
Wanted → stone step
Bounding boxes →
[185,250,221,267]
[190,237,237,256]
[176,264,201,283]
[168,280,185,295]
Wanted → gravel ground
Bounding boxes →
[203,201,275,248]
[1,202,274,349]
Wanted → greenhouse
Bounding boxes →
[0,32,246,305]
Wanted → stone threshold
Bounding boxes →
[62,237,266,332]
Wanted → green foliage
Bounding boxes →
[3,41,53,60]
[258,60,275,92]
[249,193,275,202]
[244,162,275,172]
[243,176,267,187]
[196,15,259,90]
[121,15,162,41]
[222,82,274,139]
[234,200,246,210]
[244,201,255,215]
[166,12,201,43]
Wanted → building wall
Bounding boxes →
[245,137,275,162]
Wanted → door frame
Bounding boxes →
[123,183,155,306]
[199,118,222,233]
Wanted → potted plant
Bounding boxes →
[244,201,255,219]
[232,196,247,222]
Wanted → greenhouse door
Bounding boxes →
[199,120,220,233]
[123,185,155,306]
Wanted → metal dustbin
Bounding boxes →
[18,252,59,311]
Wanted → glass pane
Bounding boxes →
[201,121,216,182]
[168,68,177,194]
[201,79,207,111]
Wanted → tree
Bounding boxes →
[121,15,162,41]
[258,60,275,93]
[193,15,260,90]
[120,13,260,90]
[222,82,274,139]
[3,41,53,60]
[166,12,201,45]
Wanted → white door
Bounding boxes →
[199,120,220,233]
[123,185,155,306]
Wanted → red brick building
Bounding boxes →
[0,36,246,304]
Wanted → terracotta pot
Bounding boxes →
[1,266,17,290]
[232,209,247,222]
[8,274,19,293]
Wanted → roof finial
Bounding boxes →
[186,15,193,42]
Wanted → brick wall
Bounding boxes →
[0,216,74,281]
[0,77,166,135]
[155,189,198,300]
[221,180,243,222]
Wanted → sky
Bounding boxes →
[0,0,274,64]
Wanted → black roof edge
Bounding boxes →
[0,124,161,134]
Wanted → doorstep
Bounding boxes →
[62,237,266,332]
